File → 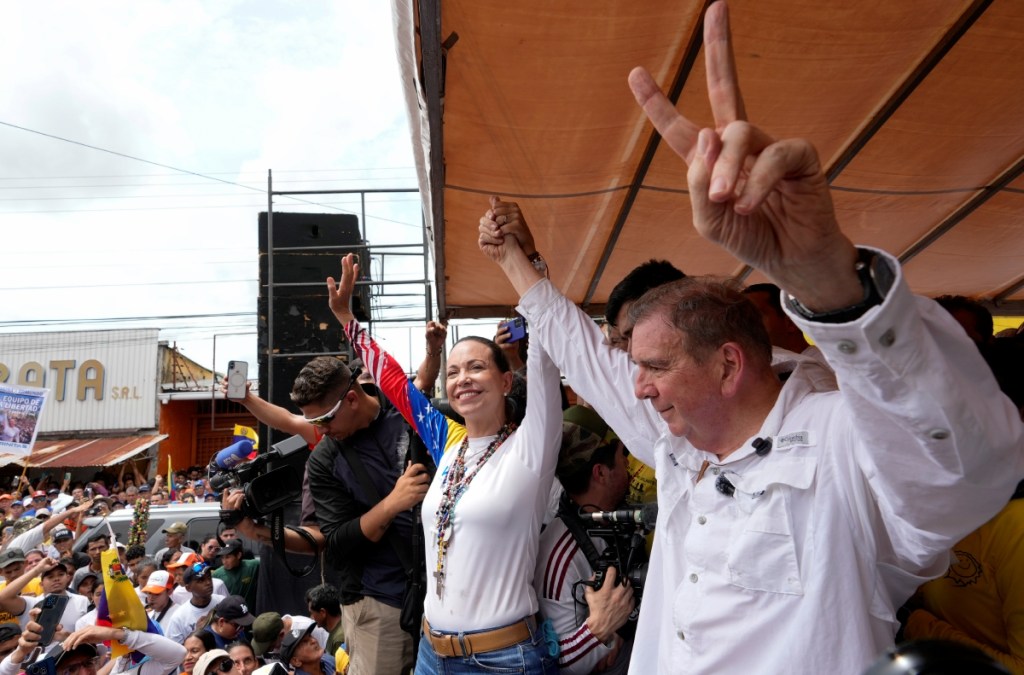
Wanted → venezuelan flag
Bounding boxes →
[97,547,161,661]
[233,424,259,452]
[167,455,176,501]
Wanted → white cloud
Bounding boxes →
[1,1,421,374]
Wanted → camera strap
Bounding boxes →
[336,435,415,571]
[556,493,603,571]
[268,509,318,577]
[337,428,427,643]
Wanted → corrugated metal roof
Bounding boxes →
[0,434,167,469]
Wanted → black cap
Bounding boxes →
[183,562,211,583]
[40,562,68,579]
[74,571,99,591]
[0,624,21,642]
[279,623,315,666]
[217,539,243,556]
[214,595,255,626]
[0,548,26,567]
[54,643,98,669]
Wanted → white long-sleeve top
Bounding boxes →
[516,249,1024,675]
[346,317,564,632]
[0,631,185,675]
[108,629,188,675]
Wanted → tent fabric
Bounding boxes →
[397,0,1024,317]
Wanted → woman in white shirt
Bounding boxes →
[328,253,562,674]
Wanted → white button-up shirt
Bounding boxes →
[517,250,1023,674]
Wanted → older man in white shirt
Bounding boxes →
[477,4,1024,673]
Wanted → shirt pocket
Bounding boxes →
[725,457,816,596]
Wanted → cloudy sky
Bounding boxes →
[0,1,459,380]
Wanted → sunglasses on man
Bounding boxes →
[302,368,362,427]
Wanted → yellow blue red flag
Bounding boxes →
[98,547,153,659]
[233,424,259,451]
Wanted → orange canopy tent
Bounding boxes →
[393,0,1024,319]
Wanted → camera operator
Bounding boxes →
[536,407,639,674]
[218,357,426,672]
[296,357,426,675]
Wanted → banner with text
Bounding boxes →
[0,385,48,455]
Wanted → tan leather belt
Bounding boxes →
[423,616,534,657]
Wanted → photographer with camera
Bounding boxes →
[537,407,638,675]
[295,356,424,675]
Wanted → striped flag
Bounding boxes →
[167,455,176,501]
[97,547,160,661]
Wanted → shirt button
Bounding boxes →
[697,515,707,525]
[677,631,686,640]
[711,467,720,476]
[689,573,698,583]
[928,428,950,440]
[837,340,857,354]
[878,329,895,347]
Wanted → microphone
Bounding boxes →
[210,439,255,470]
[752,436,772,457]
[587,503,658,529]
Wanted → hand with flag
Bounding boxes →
[97,546,161,662]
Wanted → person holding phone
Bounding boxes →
[0,557,88,637]
[62,621,188,675]
[325,253,562,674]
[0,607,64,675]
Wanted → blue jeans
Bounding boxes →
[414,619,559,674]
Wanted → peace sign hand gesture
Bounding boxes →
[629,1,862,312]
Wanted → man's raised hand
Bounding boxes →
[326,253,359,324]
[629,1,861,311]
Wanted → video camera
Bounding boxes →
[212,434,308,523]
[585,504,653,602]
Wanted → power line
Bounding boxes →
[1,201,423,228]
[0,178,418,191]
[0,312,256,331]
[0,192,419,202]
[1,259,254,271]
[0,120,354,214]
[3,278,258,291]
[0,167,416,180]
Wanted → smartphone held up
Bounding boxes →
[226,361,248,400]
[500,317,527,343]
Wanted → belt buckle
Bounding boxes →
[430,629,459,658]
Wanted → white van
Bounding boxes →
[73,503,257,556]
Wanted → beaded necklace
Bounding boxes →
[432,423,516,598]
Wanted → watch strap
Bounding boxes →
[787,248,893,323]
